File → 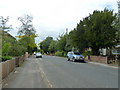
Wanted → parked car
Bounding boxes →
[67,52,84,62]
[34,52,36,55]
[36,52,42,58]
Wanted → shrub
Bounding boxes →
[55,51,67,57]
[82,51,93,57]
[0,56,12,62]
[55,51,64,57]
[63,52,67,57]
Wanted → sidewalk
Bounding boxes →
[2,57,47,88]
[86,61,119,69]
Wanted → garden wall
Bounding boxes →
[1,52,29,80]
[89,56,108,64]
[87,55,119,64]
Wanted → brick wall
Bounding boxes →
[89,56,107,64]
[1,52,29,80]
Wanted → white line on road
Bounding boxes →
[36,58,53,88]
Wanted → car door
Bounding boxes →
[69,52,74,59]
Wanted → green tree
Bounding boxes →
[48,40,57,53]
[69,9,118,55]
[57,34,67,51]
[85,9,118,55]
[17,14,37,54]
[17,35,37,54]
[39,37,53,53]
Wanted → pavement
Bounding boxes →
[2,57,47,88]
[87,61,118,69]
[2,55,119,88]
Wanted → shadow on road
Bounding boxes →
[68,60,87,63]
[75,60,87,63]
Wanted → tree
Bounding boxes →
[84,9,118,55]
[69,21,89,52]
[48,40,57,53]
[39,37,53,53]
[17,34,37,54]
[57,34,67,51]
[68,9,118,55]
[0,16,12,44]
[17,14,37,54]
[18,14,36,36]
[0,16,13,57]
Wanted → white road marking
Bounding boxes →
[36,58,53,88]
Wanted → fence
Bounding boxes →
[1,52,29,80]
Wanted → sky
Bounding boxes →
[0,0,118,44]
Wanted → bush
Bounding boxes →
[55,51,67,57]
[63,52,67,57]
[82,51,93,57]
[0,56,12,62]
[55,51,64,57]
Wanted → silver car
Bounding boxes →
[67,52,84,62]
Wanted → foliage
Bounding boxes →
[39,37,53,53]
[48,40,58,53]
[69,9,118,55]
[82,51,93,57]
[17,35,37,54]
[57,34,67,51]
[17,14,37,54]
[55,51,64,57]
[0,55,12,62]
[2,42,11,56]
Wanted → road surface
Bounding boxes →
[3,55,118,88]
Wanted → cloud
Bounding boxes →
[0,0,118,44]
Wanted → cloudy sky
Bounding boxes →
[0,0,118,44]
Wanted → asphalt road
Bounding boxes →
[3,55,118,88]
[37,55,118,88]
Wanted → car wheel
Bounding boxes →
[73,58,76,62]
[67,58,70,61]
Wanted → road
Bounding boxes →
[3,55,118,88]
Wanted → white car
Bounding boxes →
[36,52,42,58]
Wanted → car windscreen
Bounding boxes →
[74,52,80,55]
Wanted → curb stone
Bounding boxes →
[87,61,118,69]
